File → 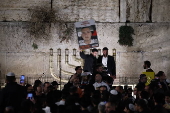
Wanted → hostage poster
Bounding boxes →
[74,19,99,49]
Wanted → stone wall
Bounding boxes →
[0,0,170,85]
[1,0,170,22]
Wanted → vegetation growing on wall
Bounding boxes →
[29,7,73,42]
[118,26,134,47]
[59,27,73,43]
[32,43,38,49]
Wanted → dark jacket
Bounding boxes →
[80,51,97,73]
[0,82,26,113]
[80,110,91,113]
[98,55,116,76]
[152,104,169,113]
[146,68,154,72]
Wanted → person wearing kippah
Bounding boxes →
[0,72,26,113]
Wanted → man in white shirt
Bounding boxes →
[98,47,116,79]
[93,73,110,91]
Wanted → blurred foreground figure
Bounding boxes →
[0,72,26,113]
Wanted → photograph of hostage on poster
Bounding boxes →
[75,19,99,49]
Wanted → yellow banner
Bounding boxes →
[142,72,155,85]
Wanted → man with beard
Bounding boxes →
[98,47,116,79]
[143,61,154,72]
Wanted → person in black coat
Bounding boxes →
[152,93,169,113]
[0,72,26,113]
[80,48,98,73]
[98,47,116,78]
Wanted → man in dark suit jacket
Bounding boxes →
[80,48,98,73]
[0,72,26,113]
[98,47,116,78]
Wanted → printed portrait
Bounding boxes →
[75,19,99,49]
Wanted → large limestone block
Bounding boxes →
[0,0,50,21]
[3,52,50,76]
[0,0,50,8]
[130,23,170,52]
[116,52,143,76]
[0,22,33,51]
[120,0,126,22]
[0,8,30,21]
[96,23,122,51]
[126,0,151,22]
[152,0,170,22]
[53,0,119,22]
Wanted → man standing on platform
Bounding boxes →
[98,47,116,79]
[80,48,98,73]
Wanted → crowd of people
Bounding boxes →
[0,48,170,113]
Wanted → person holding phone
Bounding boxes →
[20,75,25,86]
[27,93,33,99]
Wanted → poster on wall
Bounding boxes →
[74,19,99,49]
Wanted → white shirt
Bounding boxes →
[146,68,151,70]
[79,39,98,45]
[102,56,108,67]
[93,81,110,91]
[55,100,65,106]
[42,106,51,113]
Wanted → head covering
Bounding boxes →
[81,72,92,76]
[55,100,65,106]
[139,74,146,79]
[166,79,170,84]
[51,81,60,86]
[99,101,107,106]
[129,104,135,111]
[6,72,15,77]
[110,90,118,95]
[92,48,98,52]
[103,47,108,50]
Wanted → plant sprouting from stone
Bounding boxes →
[118,26,135,47]
[29,7,73,42]
[32,43,38,49]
